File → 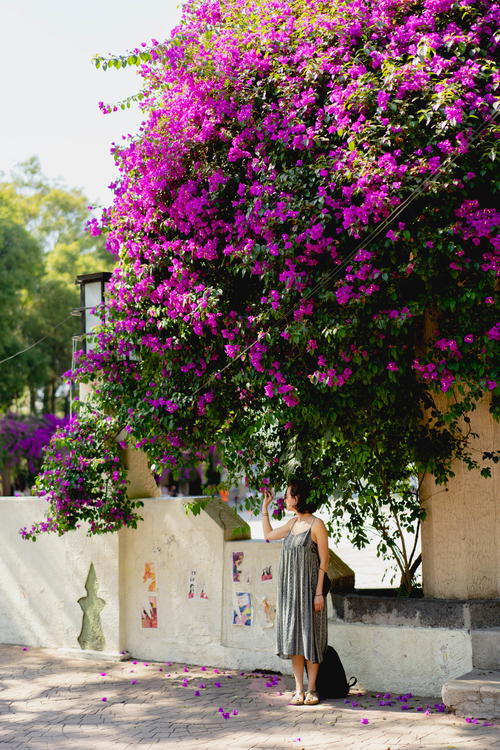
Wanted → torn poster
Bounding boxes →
[232,592,252,626]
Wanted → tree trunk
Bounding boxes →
[50,378,56,414]
[1,465,12,496]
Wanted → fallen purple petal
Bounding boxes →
[101,697,107,702]
[360,718,369,725]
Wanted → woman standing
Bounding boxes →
[262,478,329,705]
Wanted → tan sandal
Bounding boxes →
[304,690,320,705]
[289,691,305,705]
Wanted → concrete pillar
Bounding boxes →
[79,384,159,500]
[421,395,500,599]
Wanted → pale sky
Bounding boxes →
[1,0,183,205]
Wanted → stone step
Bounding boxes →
[442,669,500,719]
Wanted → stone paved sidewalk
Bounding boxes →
[0,645,498,750]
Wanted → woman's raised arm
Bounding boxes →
[262,489,294,541]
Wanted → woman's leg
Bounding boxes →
[305,659,319,692]
[290,655,306,693]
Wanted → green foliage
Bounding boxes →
[0,158,113,415]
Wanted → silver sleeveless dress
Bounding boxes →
[276,518,328,664]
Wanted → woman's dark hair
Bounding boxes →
[287,477,319,514]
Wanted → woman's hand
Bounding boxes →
[262,488,273,511]
[314,594,324,612]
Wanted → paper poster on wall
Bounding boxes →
[261,596,276,628]
[141,596,158,628]
[199,582,209,600]
[232,592,252,626]
[261,564,273,582]
[140,562,158,628]
[188,569,197,599]
[143,562,156,592]
[232,551,251,584]
[232,552,244,582]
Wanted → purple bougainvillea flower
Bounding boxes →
[351,701,359,707]
[99,672,107,677]
[483,722,493,726]
[218,707,223,713]
[360,718,369,725]
[101,697,107,702]
[22,647,29,652]
[201,667,207,671]
[199,683,206,689]
[214,682,222,688]
[194,691,201,696]
[232,710,238,715]
[130,680,138,685]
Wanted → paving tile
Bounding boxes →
[0,644,499,748]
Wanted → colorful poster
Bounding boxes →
[261,596,276,629]
[141,596,158,628]
[187,569,208,599]
[141,563,158,628]
[232,552,244,582]
[199,582,209,600]
[261,564,273,582]
[143,562,156,592]
[232,592,252,626]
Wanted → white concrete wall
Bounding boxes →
[0,498,120,656]
[0,496,473,695]
[329,620,472,696]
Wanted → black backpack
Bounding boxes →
[316,645,357,699]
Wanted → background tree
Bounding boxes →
[0,192,42,411]
[0,158,112,415]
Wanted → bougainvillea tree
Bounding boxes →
[0,414,68,495]
[26,0,499,590]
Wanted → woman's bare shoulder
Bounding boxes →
[311,516,328,537]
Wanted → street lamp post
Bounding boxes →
[74,272,112,353]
